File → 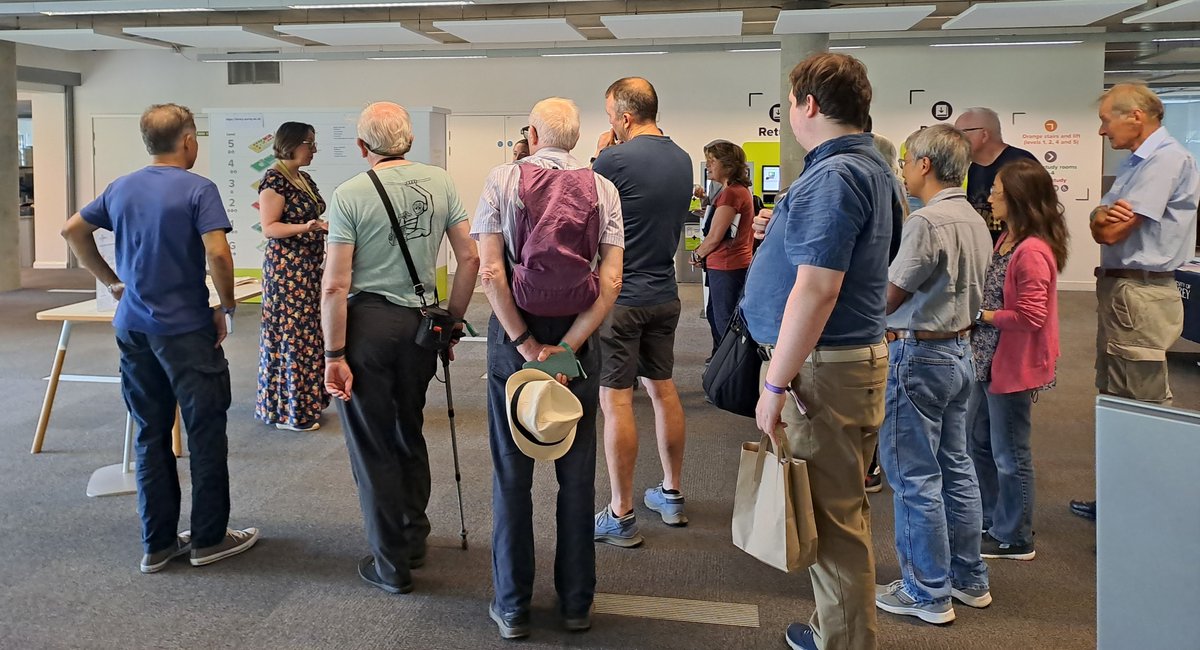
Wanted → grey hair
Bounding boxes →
[357,102,413,157]
[1101,83,1165,121]
[529,97,581,151]
[904,124,971,186]
[872,133,901,178]
[962,106,1002,137]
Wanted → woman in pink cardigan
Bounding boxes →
[967,159,1069,562]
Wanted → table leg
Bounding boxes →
[31,321,73,454]
[172,406,183,458]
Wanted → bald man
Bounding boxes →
[955,107,1038,244]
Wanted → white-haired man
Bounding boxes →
[322,101,480,595]
[1069,83,1200,522]
[474,97,624,640]
[955,107,1037,245]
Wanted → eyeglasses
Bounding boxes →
[899,156,927,169]
[960,127,985,134]
[990,187,1004,197]
[301,140,317,148]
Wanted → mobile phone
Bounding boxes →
[225,312,234,335]
[787,388,807,416]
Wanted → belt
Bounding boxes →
[885,328,971,342]
[760,340,888,364]
[1094,267,1175,280]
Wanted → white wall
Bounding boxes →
[70,42,1105,288]
[18,90,70,268]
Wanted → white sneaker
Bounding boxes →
[276,422,319,432]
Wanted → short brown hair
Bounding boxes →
[140,103,195,155]
[605,77,658,123]
[788,53,872,130]
[273,121,315,160]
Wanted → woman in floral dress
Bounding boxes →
[255,122,329,431]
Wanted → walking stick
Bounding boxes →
[440,347,469,550]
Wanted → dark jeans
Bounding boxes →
[116,324,231,554]
[487,314,599,617]
[705,267,748,356]
[967,381,1036,546]
[337,293,438,586]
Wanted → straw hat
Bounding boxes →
[505,368,583,461]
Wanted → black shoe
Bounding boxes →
[562,604,594,632]
[357,556,413,594]
[1069,499,1097,521]
[865,468,883,493]
[489,602,531,640]
[980,532,1036,561]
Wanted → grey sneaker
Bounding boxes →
[190,527,260,567]
[951,585,993,608]
[140,531,191,574]
[594,507,643,548]
[874,580,956,625]
[644,484,688,526]
[489,602,530,640]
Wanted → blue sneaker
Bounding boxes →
[644,484,688,526]
[594,507,643,548]
[785,622,819,650]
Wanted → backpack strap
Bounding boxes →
[367,168,432,307]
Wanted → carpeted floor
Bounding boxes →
[1,268,1196,649]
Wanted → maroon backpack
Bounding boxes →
[509,164,601,317]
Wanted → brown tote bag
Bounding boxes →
[732,433,818,572]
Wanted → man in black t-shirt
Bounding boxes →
[955,107,1038,244]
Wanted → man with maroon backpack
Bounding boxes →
[473,97,624,640]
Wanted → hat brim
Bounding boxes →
[505,368,578,461]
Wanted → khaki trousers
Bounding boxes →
[764,343,887,650]
[1095,276,1184,403]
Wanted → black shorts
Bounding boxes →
[599,298,681,389]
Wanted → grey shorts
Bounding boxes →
[599,299,682,389]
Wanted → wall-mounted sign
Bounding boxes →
[932,101,953,121]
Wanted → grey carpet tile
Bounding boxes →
[3,271,1196,649]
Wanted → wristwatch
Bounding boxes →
[221,304,237,316]
[975,309,985,323]
[107,281,124,294]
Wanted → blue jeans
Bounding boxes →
[705,267,748,356]
[115,324,231,554]
[967,381,1035,546]
[487,314,599,617]
[879,338,988,604]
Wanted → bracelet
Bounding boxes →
[511,330,532,347]
[325,347,346,359]
[763,380,787,395]
[559,341,574,354]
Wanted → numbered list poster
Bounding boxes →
[210,109,365,271]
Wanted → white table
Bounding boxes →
[31,279,263,497]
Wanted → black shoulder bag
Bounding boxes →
[702,302,761,419]
[366,168,458,352]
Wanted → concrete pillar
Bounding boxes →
[0,41,16,291]
[778,1,830,185]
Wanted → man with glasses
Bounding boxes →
[955,107,1037,245]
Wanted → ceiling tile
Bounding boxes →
[123,25,291,48]
[943,0,1144,30]
[774,5,936,34]
[0,28,165,50]
[601,11,742,39]
[431,18,585,43]
[274,22,437,46]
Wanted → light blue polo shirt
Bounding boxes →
[1101,126,1200,272]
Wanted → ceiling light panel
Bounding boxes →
[1126,0,1200,24]
[431,18,585,43]
[274,22,438,46]
[942,0,1144,30]
[600,11,742,39]
[1138,47,1200,65]
[123,25,292,48]
[0,28,166,50]
[774,6,936,34]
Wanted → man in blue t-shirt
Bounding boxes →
[590,77,694,548]
[62,103,259,574]
[741,55,902,650]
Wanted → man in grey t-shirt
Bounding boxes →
[590,77,694,548]
[875,124,993,626]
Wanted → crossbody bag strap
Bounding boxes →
[367,168,429,307]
